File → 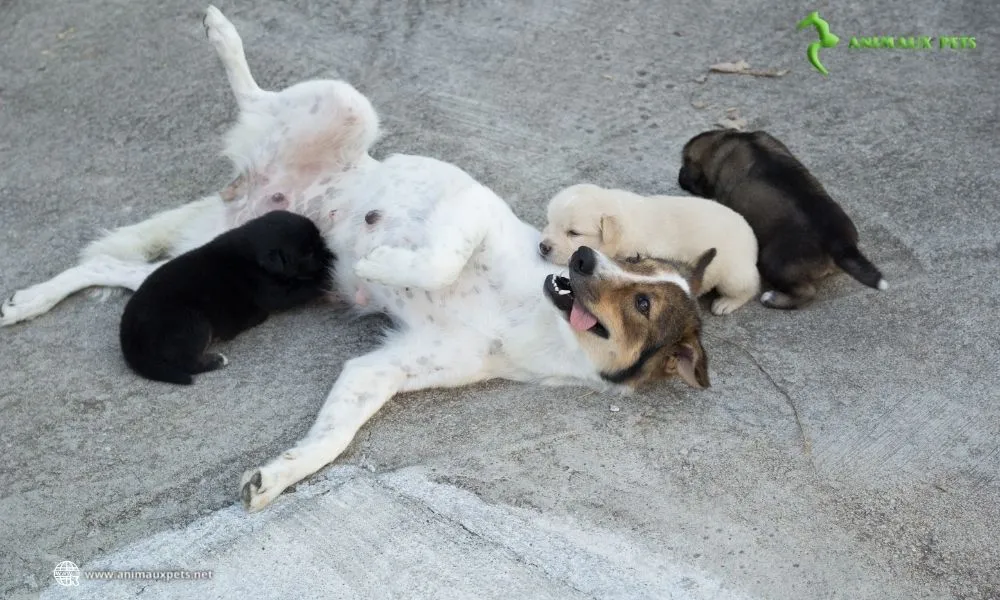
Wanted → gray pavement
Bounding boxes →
[1,0,998,598]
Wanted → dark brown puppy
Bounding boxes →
[678,130,887,309]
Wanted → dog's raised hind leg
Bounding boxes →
[203,6,274,109]
[1,257,164,326]
[239,331,486,511]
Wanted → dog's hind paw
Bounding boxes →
[1,287,59,326]
[239,467,282,512]
[0,295,11,325]
[203,6,241,51]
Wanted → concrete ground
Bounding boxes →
[1,0,998,598]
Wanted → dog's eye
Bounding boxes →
[567,230,580,237]
[625,254,642,264]
[635,294,651,316]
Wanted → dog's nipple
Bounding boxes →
[365,210,381,225]
[355,287,369,307]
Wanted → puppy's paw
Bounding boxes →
[759,290,798,310]
[209,352,229,369]
[0,287,59,326]
[353,246,414,286]
[711,296,749,316]
[239,467,283,512]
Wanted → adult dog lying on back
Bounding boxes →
[1,7,716,511]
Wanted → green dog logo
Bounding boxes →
[797,11,840,75]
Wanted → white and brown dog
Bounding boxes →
[1,7,716,512]
[540,183,761,315]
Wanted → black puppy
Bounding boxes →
[120,211,334,384]
[678,129,887,309]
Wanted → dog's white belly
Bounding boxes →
[319,152,600,384]
[330,154,510,322]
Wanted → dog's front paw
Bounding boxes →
[240,467,283,512]
[1,287,57,326]
[353,246,414,286]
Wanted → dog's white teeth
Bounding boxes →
[558,289,571,296]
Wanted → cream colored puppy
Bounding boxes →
[539,183,760,315]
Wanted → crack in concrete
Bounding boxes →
[719,338,816,471]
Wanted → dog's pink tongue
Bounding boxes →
[569,301,598,331]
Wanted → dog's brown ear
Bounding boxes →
[688,248,716,296]
[673,332,710,389]
[599,215,623,254]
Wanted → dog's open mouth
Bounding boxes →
[544,275,609,338]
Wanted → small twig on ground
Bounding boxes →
[709,60,789,78]
[715,107,748,131]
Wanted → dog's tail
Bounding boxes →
[80,196,224,264]
[828,239,888,291]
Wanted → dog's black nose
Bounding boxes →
[570,246,597,276]
[538,241,551,256]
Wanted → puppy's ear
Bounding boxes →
[599,215,622,253]
[671,332,710,389]
[688,248,716,296]
[259,248,290,276]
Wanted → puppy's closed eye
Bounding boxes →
[567,230,580,237]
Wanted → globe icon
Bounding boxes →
[53,561,80,586]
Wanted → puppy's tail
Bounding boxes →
[828,241,888,291]
[81,196,224,263]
